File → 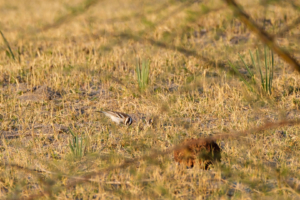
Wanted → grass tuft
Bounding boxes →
[229,46,275,95]
[68,128,87,159]
[251,47,274,94]
[135,58,150,91]
[0,0,299,199]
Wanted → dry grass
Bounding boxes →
[0,0,300,199]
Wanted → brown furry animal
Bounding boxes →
[174,138,221,169]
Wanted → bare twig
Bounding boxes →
[224,0,300,72]
[0,162,54,198]
[23,119,300,200]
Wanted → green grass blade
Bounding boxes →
[256,49,264,90]
[228,61,253,91]
[69,140,75,154]
[268,49,272,94]
[69,128,75,137]
[136,59,142,89]
[264,46,268,93]
[249,50,257,84]
[271,50,274,91]
[141,61,145,89]
[136,64,140,86]
[238,53,253,77]
[76,136,79,156]
[0,30,15,61]
[80,137,83,158]
[249,50,256,68]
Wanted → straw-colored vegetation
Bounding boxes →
[0,0,300,199]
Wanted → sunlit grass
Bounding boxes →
[0,0,299,199]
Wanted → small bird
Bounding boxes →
[96,110,133,126]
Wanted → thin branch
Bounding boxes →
[224,0,300,72]
[23,119,300,200]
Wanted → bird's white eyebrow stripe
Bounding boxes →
[118,113,125,118]
[107,111,123,119]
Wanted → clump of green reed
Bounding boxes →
[136,59,150,91]
[228,46,274,94]
[69,128,87,159]
[253,47,274,94]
